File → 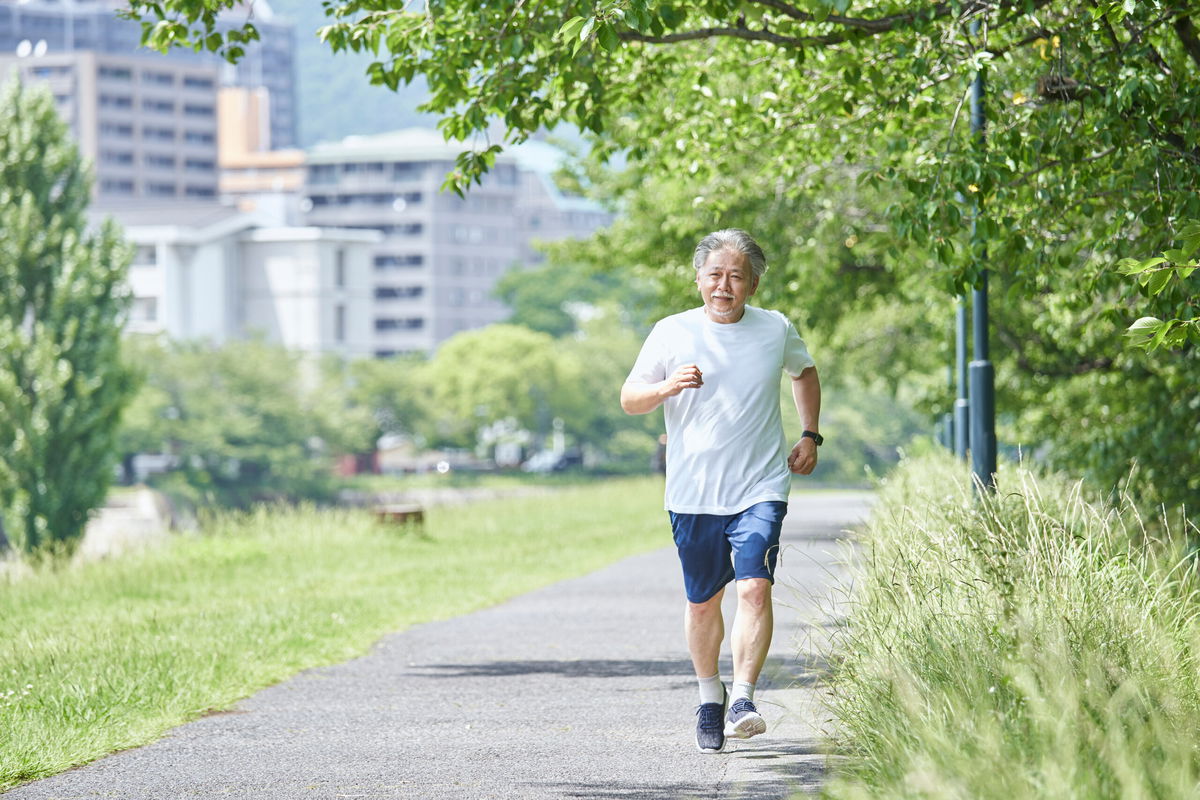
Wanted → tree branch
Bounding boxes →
[1005,146,1118,189]
[746,0,954,32]
[618,26,834,48]
[1175,14,1200,70]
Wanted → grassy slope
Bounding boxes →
[0,478,666,789]
[823,453,1200,799]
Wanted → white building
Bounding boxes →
[101,202,381,358]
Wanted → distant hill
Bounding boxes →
[269,0,437,147]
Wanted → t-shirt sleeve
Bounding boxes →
[783,320,816,377]
[625,323,668,384]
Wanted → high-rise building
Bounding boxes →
[0,0,296,147]
[302,129,612,357]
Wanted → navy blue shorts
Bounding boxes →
[668,501,787,603]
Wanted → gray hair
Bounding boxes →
[692,229,767,279]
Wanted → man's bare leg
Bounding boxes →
[727,577,772,738]
[685,587,726,679]
[731,578,773,684]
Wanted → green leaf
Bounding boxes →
[1145,269,1172,296]
[1125,316,1161,349]
[558,16,586,41]
[598,24,620,52]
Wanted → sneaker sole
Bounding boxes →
[724,712,766,739]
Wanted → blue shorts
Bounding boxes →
[668,501,787,603]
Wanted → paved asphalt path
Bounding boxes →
[7,490,873,800]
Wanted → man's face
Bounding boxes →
[696,248,758,323]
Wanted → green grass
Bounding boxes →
[0,477,667,790]
[823,452,1200,799]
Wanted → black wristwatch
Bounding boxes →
[801,430,824,446]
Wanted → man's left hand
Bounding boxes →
[788,438,818,475]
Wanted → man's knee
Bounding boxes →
[735,577,772,612]
[687,590,724,620]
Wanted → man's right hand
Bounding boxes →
[620,365,704,414]
[662,364,704,398]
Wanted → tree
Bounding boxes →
[118,336,375,506]
[493,258,656,337]
[0,80,137,554]
[423,324,588,446]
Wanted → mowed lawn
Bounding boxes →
[0,478,667,790]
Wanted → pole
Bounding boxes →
[954,297,969,459]
[967,38,996,489]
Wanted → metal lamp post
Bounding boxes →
[968,48,997,490]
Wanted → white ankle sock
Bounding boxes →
[731,680,756,703]
[697,673,724,705]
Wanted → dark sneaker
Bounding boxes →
[724,697,766,739]
[694,686,727,753]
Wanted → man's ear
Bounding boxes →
[749,275,760,296]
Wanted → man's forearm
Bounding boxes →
[621,381,668,415]
[791,367,821,431]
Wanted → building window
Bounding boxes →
[101,150,134,166]
[184,158,215,172]
[374,317,424,331]
[97,65,131,80]
[142,70,175,86]
[335,249,346,288]
[373,254,424,270]
[335,304,346,343]
[183,103,214,117]
[130,297,158,322]
[33,65,72,78]
[183,130,214,145]
[100,179,135,195]
[146,182,176,197]
[99,94,133,109]
[184,185,216,198]
[132,245,156,266]
[308,164,337,184]
[183,75,214,89]
[145,153,176,169]
[375,286,424,300]
[100,122,133,138]
[143,126,175,142]
[142,98,174,114]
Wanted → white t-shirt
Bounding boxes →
[626,305,816,515]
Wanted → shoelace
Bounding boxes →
[696,703,724,728]
[729,698,755,714]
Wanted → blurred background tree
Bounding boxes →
[0,80,137,555]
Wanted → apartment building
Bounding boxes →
[302,129,612,356]
[0,0,296,147]
[0,49,220,202]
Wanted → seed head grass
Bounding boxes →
[823,453,1200,799]
[0,478,666,790]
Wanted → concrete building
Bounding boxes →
[0,0,297,147]
[217,85,306,220]
[104,202,381,359]
[302,129,612,356]
[0,49,220,202]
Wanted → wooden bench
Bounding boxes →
[372,503,426,528]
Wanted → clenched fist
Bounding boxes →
[788,437,818,475]
[662,364,704,398]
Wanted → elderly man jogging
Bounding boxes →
[620,228,822,754]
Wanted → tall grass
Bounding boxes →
[824,453,1200,799]
[0,478,666,790]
